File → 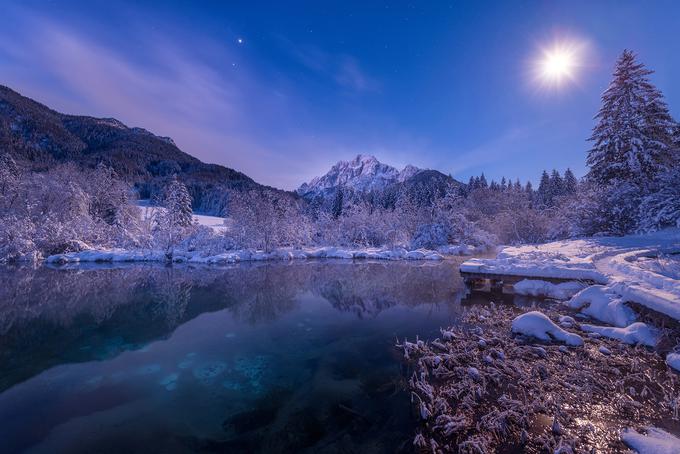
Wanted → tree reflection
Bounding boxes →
[0,260,466,391]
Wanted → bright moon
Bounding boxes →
[534,41,584,87]
[543,51,573,78]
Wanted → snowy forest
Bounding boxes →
[1,50,679,263]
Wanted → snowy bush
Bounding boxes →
[227,189,313,252]
[0,163,144,262]
[0,214,38,262]
[410,223,451,249]
[638,168,680,231]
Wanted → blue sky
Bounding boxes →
[1,1,679,189]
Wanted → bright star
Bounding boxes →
[237,38,243,44]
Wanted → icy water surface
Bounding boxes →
[0,260,472,453]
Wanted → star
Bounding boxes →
[237,38,243,44]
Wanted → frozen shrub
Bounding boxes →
[410,223,451,249]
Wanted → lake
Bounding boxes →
[0,259,483,453]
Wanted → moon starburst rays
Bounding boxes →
[533,40,586,89]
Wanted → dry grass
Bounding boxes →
[397,304,680,453]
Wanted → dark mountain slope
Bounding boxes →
[0,84,276,214]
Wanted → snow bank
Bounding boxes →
[667,353,680,373]
[46,246,452,265]
[621,427,680,454]
[566,285,638,328]
[580,322,659,347]
[513,279,586,300]
[511,311,583,346]
[46,249,166,264]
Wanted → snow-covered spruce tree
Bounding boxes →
[162,176,194,228]
[154,176,194,258]
[586,50,676,233]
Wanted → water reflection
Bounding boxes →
[0,260,467,453]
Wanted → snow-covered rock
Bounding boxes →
[599,346,612,355]
[325,248,355,259]
[580,322,659,347]
[514,279,586,300]
[621,427,680,454]
[511,311,584,346]
[567,285,638,328]
[667,353,680,373]
[405,250,426,260]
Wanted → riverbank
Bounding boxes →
[398,303,680,453]
[44,244,489,265]
[402,229,680,452]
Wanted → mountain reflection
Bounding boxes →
[0,260,465,391]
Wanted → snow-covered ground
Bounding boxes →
[137,200,228,232]
[461,229,680,323]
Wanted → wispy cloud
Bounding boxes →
[278,37,379,92]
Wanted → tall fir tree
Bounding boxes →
[478,173,488,188]
[513,179,522,191]
[563,168,578,195]
[537,170,551,206]
[587,50,676,188]
[549,169,563,201]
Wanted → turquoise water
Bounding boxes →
[0,260,469,453]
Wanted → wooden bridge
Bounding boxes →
[460,270,598,293]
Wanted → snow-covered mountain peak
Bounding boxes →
[297,154,424,196]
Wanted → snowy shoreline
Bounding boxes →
[460,229,680,321]
[459,229,680,375]
[45,244,488,265]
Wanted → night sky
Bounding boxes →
[1,1,679,189]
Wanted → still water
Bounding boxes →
[0,259,473,453]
